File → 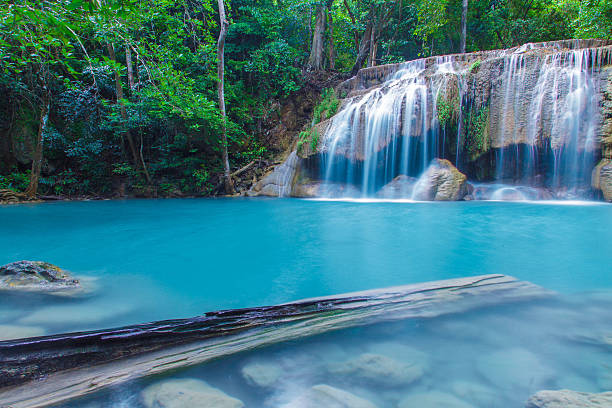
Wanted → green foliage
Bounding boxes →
[469,59,481,73]
[0,0,609,197]
[0,171,30,191]
[313,88,340,124]
[466,105,490,159]
[297,127,320,154]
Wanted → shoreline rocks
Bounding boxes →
[0,261,80,294]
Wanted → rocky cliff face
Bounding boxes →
[250,39,612,200]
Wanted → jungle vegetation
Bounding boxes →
[0,0,610,197]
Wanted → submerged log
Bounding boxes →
[0,274,551,408]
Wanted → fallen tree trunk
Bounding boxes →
[0,274,551,408]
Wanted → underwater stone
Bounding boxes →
[282,384,378,408]
[398,391,475,408]
[526,390,612,407]
[412,159,468,201]
[0,261,80,293]
[241,360,283,388]
[450,380,499,407]
[329,353,423,387]
[476,348,556,392]
[141,378,244,408]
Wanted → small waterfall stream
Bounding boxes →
[314,41,611,200]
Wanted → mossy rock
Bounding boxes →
[0,261,80,293]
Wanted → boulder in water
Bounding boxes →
[141,378,244,408]
[376,175,418,199]
[281,384,378,408]
[412,159,468,201]
[526,390,612,407]
[0,261,80,294]
[592,159,612,202]
[241,360,283,388]
[329,352,423,387]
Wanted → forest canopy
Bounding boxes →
[0,0,610,197]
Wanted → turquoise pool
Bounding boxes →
[1,198,611,408]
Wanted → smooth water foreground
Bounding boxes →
[1,198,612,407]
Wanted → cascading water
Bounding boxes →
[297,40,612,200]
[322,58,462,197]
[490,46,609,197]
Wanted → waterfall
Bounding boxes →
[308,40,611,200]
[322,58,462,197]
[491,46,609,196]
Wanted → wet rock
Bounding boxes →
[241,361,283,388]
[412,159,468,201]
[141,378,244,408]
[491,187,528,201]
[0,324,45,341]
[476,348,555,392]
[376,175,418,199]
[398,391,475,408]
[329,353,423,387]
[281,384,378,408]
[248,151,299,197]
[0,261,80,293]
[592,159,612,202]
[450,380,498,407]
[526,390,612,407]
[292,181,361,198]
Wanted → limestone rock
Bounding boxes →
[0,261,80,293]
[241,361,283,388]
[0,324,45,341]
[376,175,418,199]
[398,391,475,408]
[412,159,468,201]
[141,378,244,408]
[592,159,612,202]
[292,181,361,198]
[248,151,298,197]
[526,390,612,407]
[329,353,423,387]
[281,384,378,408]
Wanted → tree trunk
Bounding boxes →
[25,92,49,198]
[107,43,151,184]
[351,21,372,76]
[342,0,360,52]
[306,3,326,71]
[460,0,468,53]
[217,0,234,195]
[328,10,335,70]
[126,42,135,90]
[368,23,378,67]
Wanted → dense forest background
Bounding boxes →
[1,0,611,198]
